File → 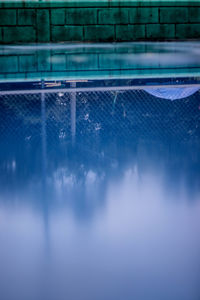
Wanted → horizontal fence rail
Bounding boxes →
[1,84,200,95]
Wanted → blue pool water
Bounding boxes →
[0,43,200,300]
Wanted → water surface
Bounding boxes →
[0,80,200,300]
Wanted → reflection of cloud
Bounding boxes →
[50,168,103,192]
[124,53,200,67]
[85,170,97,186]
[51,168,76,191]
[70,55,88,63]
[144,87,199,101]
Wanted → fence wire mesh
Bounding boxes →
[0,87,200,191]
[1,88,200,145]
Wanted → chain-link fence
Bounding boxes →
[0,86,200,193]
[1,87,200,145]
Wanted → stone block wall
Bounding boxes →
[0,1,200,43]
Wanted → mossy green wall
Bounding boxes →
[0,1,200,43]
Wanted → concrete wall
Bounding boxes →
[0,1,200,43]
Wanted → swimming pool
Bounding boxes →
[0,42,200,300]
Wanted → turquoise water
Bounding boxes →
[0,43,200,300]
[1,42,200,81]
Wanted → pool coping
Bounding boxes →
[1,0,200,8]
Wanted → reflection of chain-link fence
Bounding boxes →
[0,87,200,194]
[1,88,200,145]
